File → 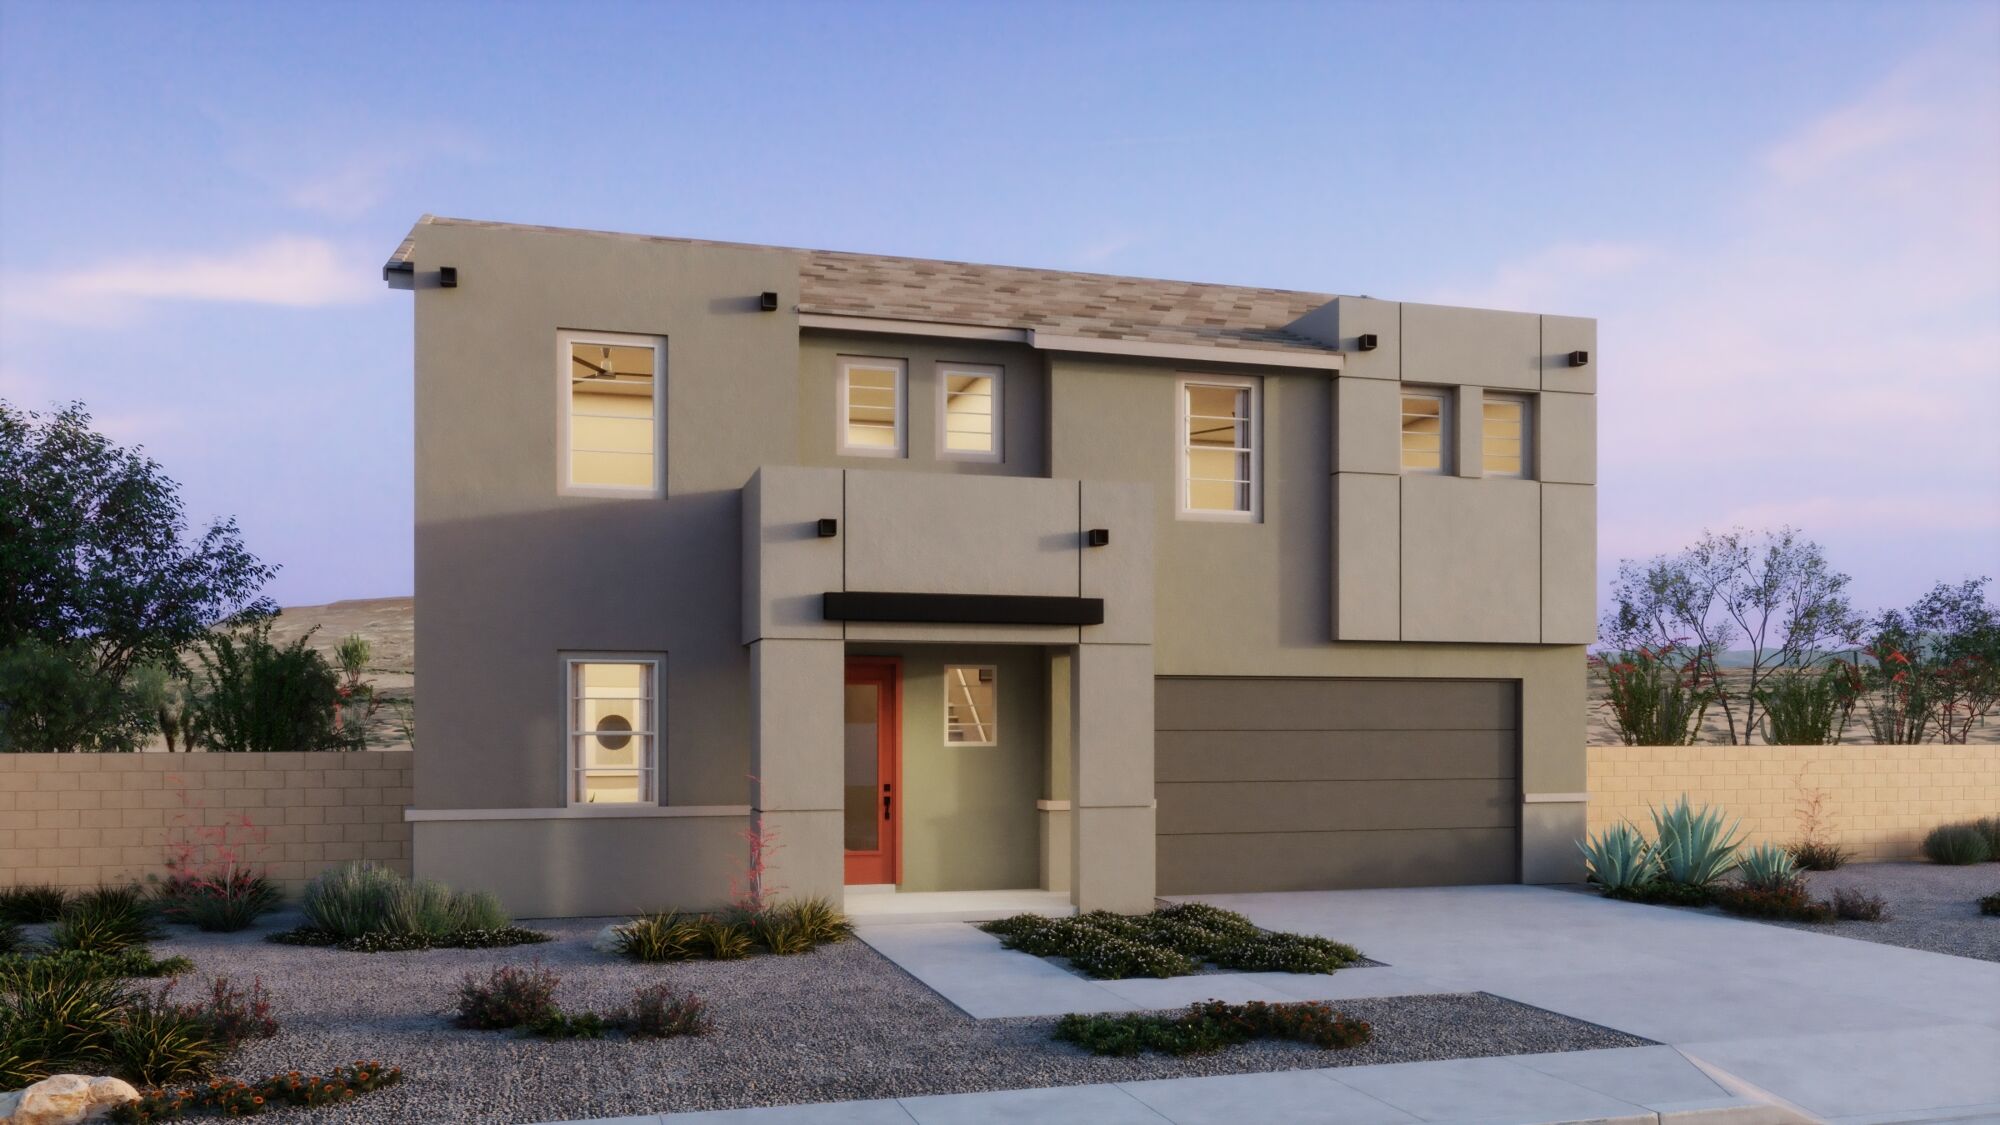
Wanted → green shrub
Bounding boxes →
[156,869,282,933]
[782,896,853,946]
[453,961,560,1030]
[1650,798,1743,887]
[0,920,23,955]
[1972,816,2000,860]
[1921,823,1993,866]
[1055,999,1371,1057]
[1980,892,2000,916]
[0,637,159,753]
[525,1009,611,1039]
[52,886,161,953]
[1596,646,1715,746]
[0,884,69,924]
[619,983,709,1038]
[979,904,1363,980]
[109,995,226,1086]
[0,952,130,1081]
[1755,665,1854,745]
[616,912,701,962]
[748,910,815,955]
[1209,932,1364,975]
[1712,883,1834,922]
[0,947,194,983]
[1831,888,1886,921]
[1786,839,1852,871]
[1735,844,1801,893]
[1580,823,1659,892]
[688,915,753,960]
[296,861,520,945]
[184,619,361,753]
[1068,936,1198,979]
[1604,881,1715,907]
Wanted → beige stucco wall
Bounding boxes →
[0,752,411,893]
[1587,744,2000,861]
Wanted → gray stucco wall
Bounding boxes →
[796,333,1047,476]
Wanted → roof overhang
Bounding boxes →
[799,312,1342,371]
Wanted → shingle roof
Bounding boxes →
[389,215,1342,357]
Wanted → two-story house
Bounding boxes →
[385,215,1596,917]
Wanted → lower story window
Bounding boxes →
[944,664,998,745]
[568,657,659,804]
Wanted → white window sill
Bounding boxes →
[405,805,750,822]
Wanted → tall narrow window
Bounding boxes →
[1180,376,1259,519]
[1400,389,1452,474]
[938,363,1002,460]
[839,357,906,456]
[568,658,659,805]
[562,331,662,494]
[944,664,998,745]
[1482,393,1533,478]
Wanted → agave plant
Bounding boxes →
[1578,823,1658,892]
[1650,797,1744,887]
[1735,843,1799,892]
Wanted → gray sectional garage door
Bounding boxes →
[1156,677,1520,894]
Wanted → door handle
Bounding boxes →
[882,786,892,820]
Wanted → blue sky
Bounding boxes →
[2,0,1995,616]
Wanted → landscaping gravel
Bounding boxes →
[149,912,1649,1124]
[1768,861,2000,962]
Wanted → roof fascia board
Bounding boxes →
[798,312,1032,343]
[1028,331,1343,371]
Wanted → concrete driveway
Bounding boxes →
[1189,885,2000,1123]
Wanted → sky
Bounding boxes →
[2,0,1996,617]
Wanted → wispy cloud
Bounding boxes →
[1,236,382,325]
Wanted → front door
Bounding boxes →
[843,657,901,885]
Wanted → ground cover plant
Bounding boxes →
[267,862,548,952]
[110,1061,404,1123]
[1922,823,1994,865]
[979,902,1363,980]
[1054,999,1372,1057]
[0,884,69,924]
[611,896,851,963]
[451,960,710,1041]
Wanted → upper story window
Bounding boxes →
[944,664,998,745]
[567,657,659,805]
[938,363,1002,461]
[839,356,907,457]
[1179,376,1260,520]
[1482,393,1533,478]
[1400,389,1452,474]
[561,331,663,495]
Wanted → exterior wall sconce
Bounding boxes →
[1086,528,1110,547]
[1568,350,1589,367]
[438,266,458,289]
[759,291,779,311]
[1356,333,1379,351]
[817,518,839,538]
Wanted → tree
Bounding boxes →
[1866,578,2000,744]
[184,620,360,753]
[0,402,275,750]
[1602,527,1862,745]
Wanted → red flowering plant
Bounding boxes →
[1592,642,1718,746]
[152,775,282,931]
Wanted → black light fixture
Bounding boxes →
[759,291,779,311]
[816,518,839,538]
[1356,333,1379,351]
[1568,349,1589,367]
[1086,528,1110,547]
[438,266,458,289]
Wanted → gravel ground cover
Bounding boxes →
[138,912,1648,1124]
[1762,862,2000,961]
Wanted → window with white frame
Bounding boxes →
[1400,389,1452,474]
[567,658,659,804]
[938,363,1002,460]
[1180,377,1259,518]
[1482,393,1533,478]
[561,331,663,494]
[838,357,906,456]
[944,664,998,745]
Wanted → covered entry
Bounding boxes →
[1155,677,1520,893]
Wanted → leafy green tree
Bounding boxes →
[1603,527,1862,745]
[185,621,360,753]
[1866,578,2000,744]
[0,402,274,750]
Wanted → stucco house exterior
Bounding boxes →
[384,215,1596,918]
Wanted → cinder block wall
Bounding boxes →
[0,752,412,893]
[1587,744,1999,861]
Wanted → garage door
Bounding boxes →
[1156,677,1519,894]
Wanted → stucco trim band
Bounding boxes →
[1523,792,1590,804]
[1036,799,1073,811]
[405,805,752,822]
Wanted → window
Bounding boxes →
[839,357,906,456]
[1482,393,1533,478]
[944,664,998,745]
[938,363,1002,460]
[1400,389,1452,474]
[567,658,659,805]
[561,331,662,494]
[1180,377,1260,519]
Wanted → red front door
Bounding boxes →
[843,658,901,885]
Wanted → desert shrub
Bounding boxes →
[1055,999,1371,1057]
[1787,839,1852,872]
[688,914,754,960]
[156,868,282,933]
[1831,888,1886,921]
[292,861,525,947]
[980,905,1361,980]
[1580,823,1659,892]
[620,983,709,1039]
[616,912,702,962]
[748,909,815,955]
[183,619,360,753]
[784,896,853,946]
[111,1062,404,1122]
[0,920,22,955]
[1650,798,1743,887]
[0,883,69,924]
[109,995,227,1086]
[1921,823,1993,866]
[1735,844,1801,893]
[1603,880,1716,907]
[1755,665,1854,745]
[1980,892,2000,916]
[1595,645,1716,746]
[1712,883,1834,923]
[156,975,278,1051]
[0,947,193,983]
[452,961,560,1030]
[524,1009,611,1039]
[1973,816,2000,859]
[52,885,161,952]
[0,952,131,1080]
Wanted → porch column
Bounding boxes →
[1069,641,1156,913]
[749,638,844,903]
